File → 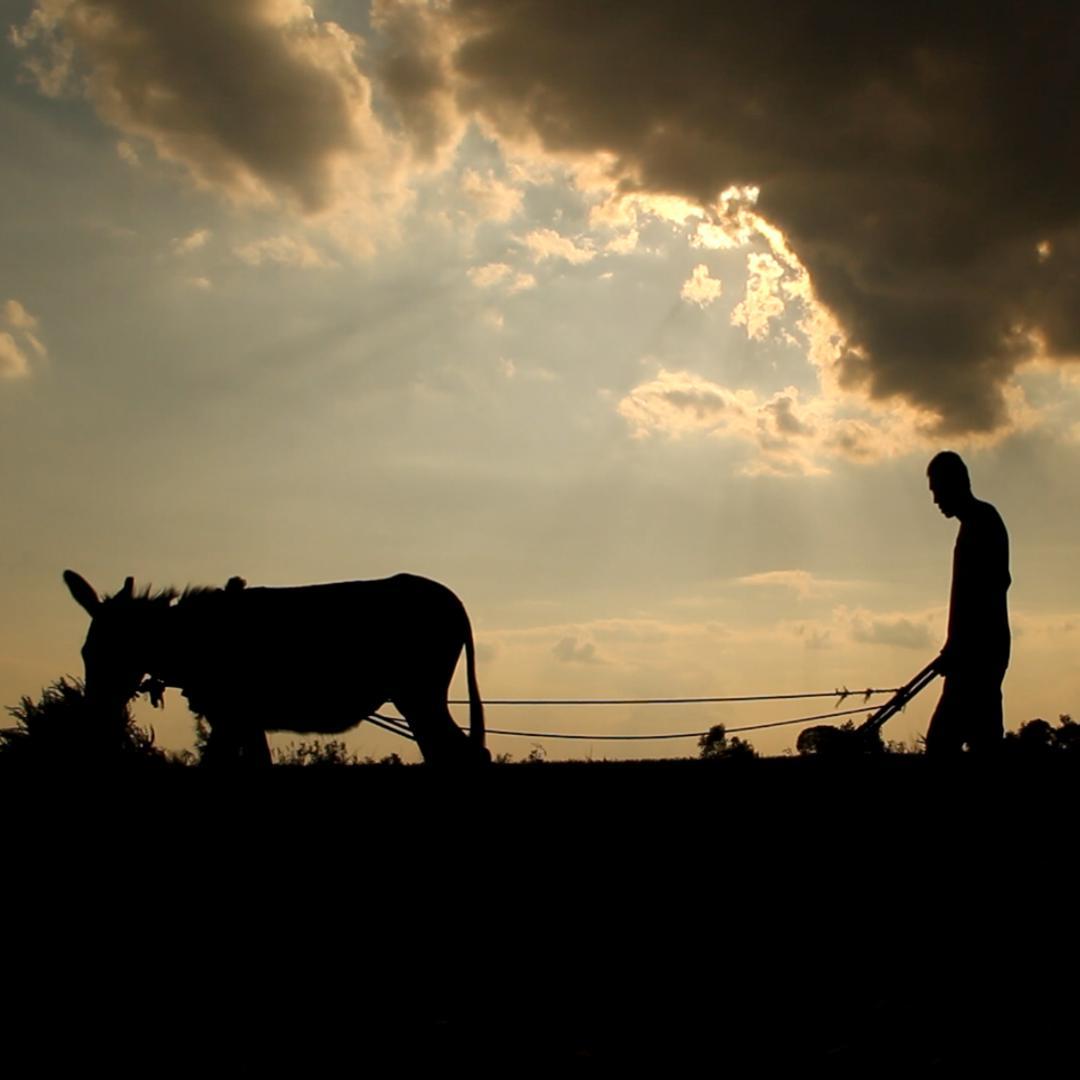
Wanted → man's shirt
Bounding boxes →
[946,498,1011,670]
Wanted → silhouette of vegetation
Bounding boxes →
[796,720,884,757]
[5,674,1078,769]
[1004,714,1080,755]
[273,739,404,767]
[698,724,757,760]
[0,677,169,766]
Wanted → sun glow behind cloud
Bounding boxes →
[10,0,1078,457]
[8,2,1080,760]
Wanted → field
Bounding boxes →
[3,756,1075,1069]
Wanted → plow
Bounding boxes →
[796,660,941,755]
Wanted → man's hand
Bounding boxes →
[932,645,955,677]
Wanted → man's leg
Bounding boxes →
[965,667,1006,755]
[926,678,966,756]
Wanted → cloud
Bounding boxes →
[234,235,334,269]
[12,0,387,213]
[0,300,45,377]
[443,2,1080,434]
[0,334,30,378]
[617,368,835,474]
[849,612,936,651]
[680,264,723,308]
[369,0,463,165]
[730,253,786,340]
[3,300,37,331]
[521,228,595,265]
[171,228,211,256]
[614,364,1025,474]
[460,168,523,222]
[467,262,511,287]
[467,262,536,293]
[17,2,1080,432]
[552,636,603,665]
[116,140,139,167]
[737,570,851,599]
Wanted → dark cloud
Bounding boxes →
[445,0,1080,432]
[370,0,460,162]
[13,0,377,212]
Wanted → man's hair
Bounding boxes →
[927,450,970,489]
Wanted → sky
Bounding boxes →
[3,0,1080,760]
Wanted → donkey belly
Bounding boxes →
[252,687,388,735]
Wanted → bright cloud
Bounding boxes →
[461,168,523,222]
[680,264,723,308]
[0,300,45,377]
[467,262,536,293]
[616,367,937,475]
[0,333,30,378]
[731,252,787,340]
[521,228,595,265]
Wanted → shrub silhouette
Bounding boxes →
[698,724,757,760]
[1005,714,1080,755]
[1,677,168,766]
[796,720,884,757]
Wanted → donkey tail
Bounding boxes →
[463,610,486,750]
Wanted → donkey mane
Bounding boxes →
[103,579,244,609]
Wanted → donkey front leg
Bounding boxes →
[199,712,271,767]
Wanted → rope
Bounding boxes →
[368,704,882,742]
[366,713,416,741]
[447,687,898,707]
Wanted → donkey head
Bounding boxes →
[64,570,157,712]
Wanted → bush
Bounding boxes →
[796,720,884,757]
[698,724,757,760]
[1,677,169,766]
[1005,715,1080,755]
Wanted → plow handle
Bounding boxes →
[856,659,941,737]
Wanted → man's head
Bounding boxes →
[927,451,971,518]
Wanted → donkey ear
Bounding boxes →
[120,576,135,599]
[64,570,101,615]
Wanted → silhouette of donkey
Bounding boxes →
[63,570,488,767]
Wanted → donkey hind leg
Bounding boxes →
[398,698,487,766]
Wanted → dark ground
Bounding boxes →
[3,757,1077,1070]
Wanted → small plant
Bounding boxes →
[274,739,362,767]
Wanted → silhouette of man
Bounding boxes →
[926,451,1011,754]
